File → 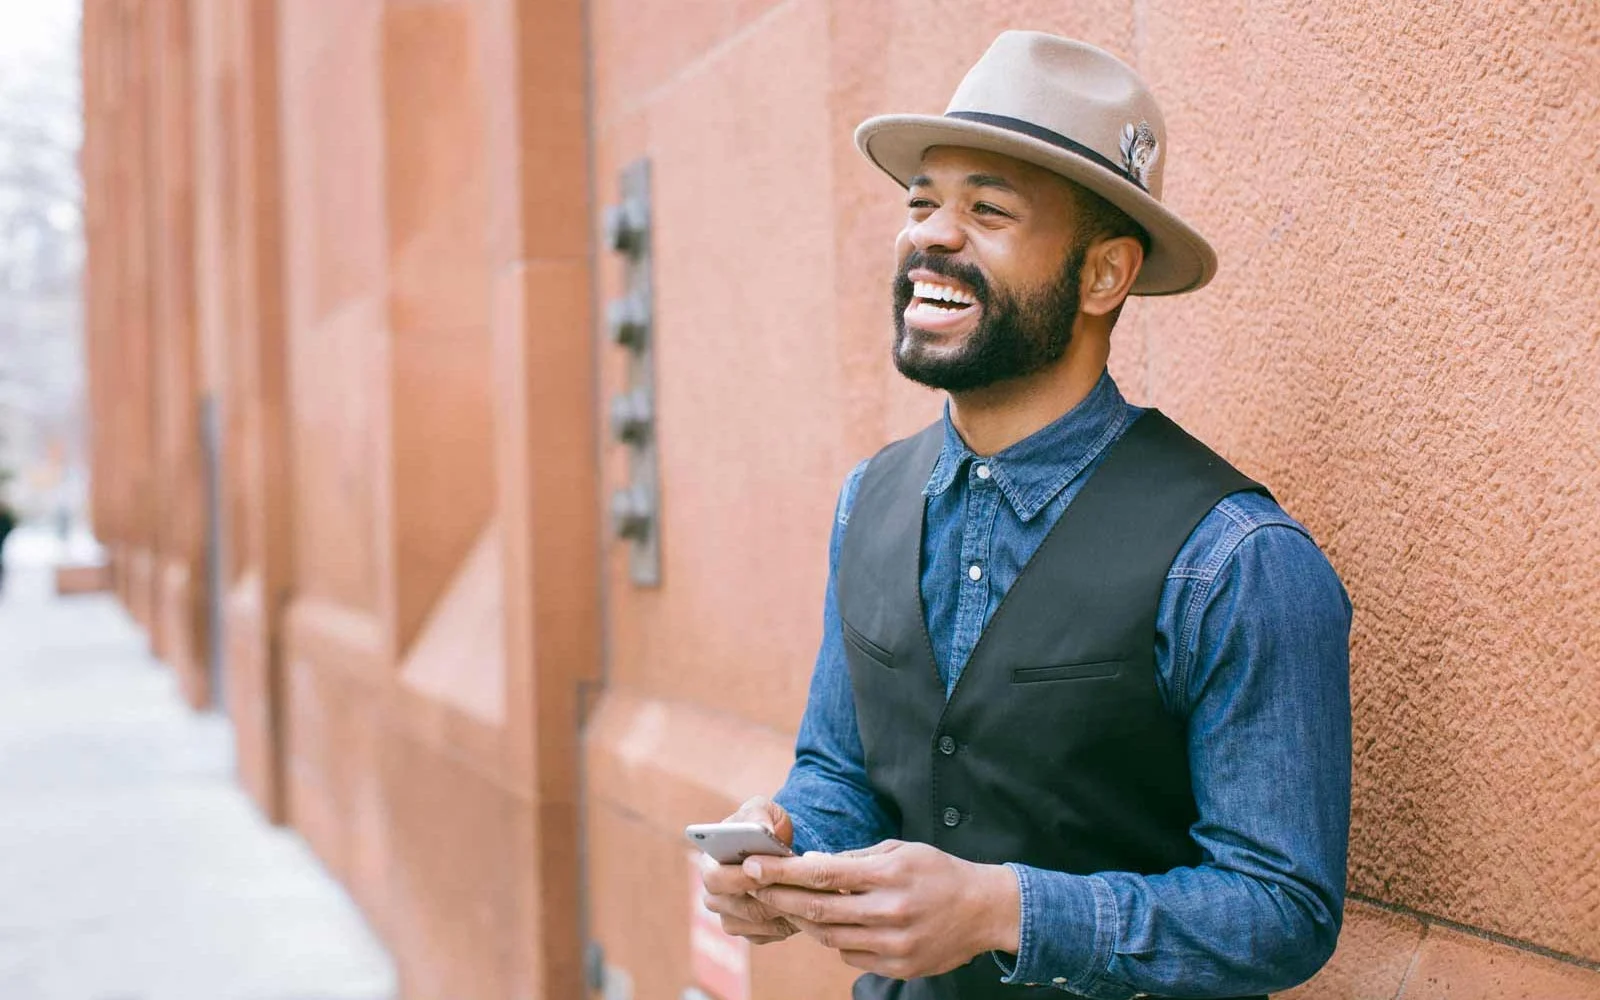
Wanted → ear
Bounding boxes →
[1077,236,1144,317]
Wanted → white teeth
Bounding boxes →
[914,280,973,306]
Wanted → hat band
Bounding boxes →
[944,111,1148,193]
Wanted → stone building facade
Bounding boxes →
[80,0,1599,997]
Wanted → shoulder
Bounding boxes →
[836,421,943,528]
[836,457,872,528]
[1168,489,1333,588]
[1164,492,1351,706]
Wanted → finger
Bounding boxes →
[702,891,789,925]
[726,796,773,827]
[726,796,795,847]
[701,861,761,895]
[719,914,797,940]
[788,917,893,954]
[697,852,729,881]
[744,852,875,891]
[840,949,889,974]
[752,885,876,925]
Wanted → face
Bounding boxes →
[892,147,1089,393]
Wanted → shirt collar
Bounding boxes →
[923,371,1130,522]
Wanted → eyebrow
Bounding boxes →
[907,172,1020,194]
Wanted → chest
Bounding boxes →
[919,470,1080,684]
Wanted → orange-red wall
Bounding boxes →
[87,1,599,997]
[83,0,1600,997]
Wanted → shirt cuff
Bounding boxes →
[993,865,1130,997]
[770,790,825,856]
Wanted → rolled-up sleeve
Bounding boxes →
[995,519,1352,998]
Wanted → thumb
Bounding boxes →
[731,796,795,848]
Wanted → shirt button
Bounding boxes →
[968,564,982,581]
[941,807,961,827]
[975,464,991,480]
[938,735,957,755]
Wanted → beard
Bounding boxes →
[891,246,1085,393]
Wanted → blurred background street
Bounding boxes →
[0,529,395,1000]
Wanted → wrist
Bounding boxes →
[974,862,1022,955]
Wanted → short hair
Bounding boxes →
[1070,183,1151,256]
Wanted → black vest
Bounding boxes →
[838,411,1269,1000]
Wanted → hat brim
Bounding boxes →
[855,114,1216,296]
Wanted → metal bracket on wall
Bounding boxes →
[604,159,660,586]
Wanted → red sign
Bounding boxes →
[689,851,751,1000]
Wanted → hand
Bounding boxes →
[743,840,1020,980]
[697,796,799,945]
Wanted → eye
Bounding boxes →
[907,197,936,210]
[973,202,1011,217]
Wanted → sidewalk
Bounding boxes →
[0,530,397,1000]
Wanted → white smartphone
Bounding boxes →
[685,822,795,864]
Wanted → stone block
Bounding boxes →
[157,556,207,711]
[589,0,737,129]
[286,295,385,613]
[224,578,286,823]
[54,563,110,595]
[1399,927,1600,999]
[389,323,496,655]
[381,0,492,335]
[498,0,589,264]
[278,16,387,332]
[378,723,523,1000]
[492,258,600,798]
[1283,902,1426,1000]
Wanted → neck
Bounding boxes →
[947,327,1110,456]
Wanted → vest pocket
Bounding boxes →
[841,619,895,667]
[1011,659,1123,683]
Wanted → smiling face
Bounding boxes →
[891,146,1093,393]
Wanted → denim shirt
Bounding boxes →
[774,372,1353,998]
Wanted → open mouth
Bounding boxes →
[906,278,981,329]
[912,279,978,312]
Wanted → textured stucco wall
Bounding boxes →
[1127,0,1600,964]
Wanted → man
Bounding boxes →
[0,492,16,596]
[700,32,1351,999]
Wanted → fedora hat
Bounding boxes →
[856,32,1215,296]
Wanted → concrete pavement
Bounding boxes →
[0,529,397,1000]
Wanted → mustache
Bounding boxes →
[894,252,991,305]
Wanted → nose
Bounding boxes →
[905,204,966,255]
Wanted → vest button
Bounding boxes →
[938,735,957,755]
[942,807,961,827]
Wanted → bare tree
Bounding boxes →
[0,6,85,519]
